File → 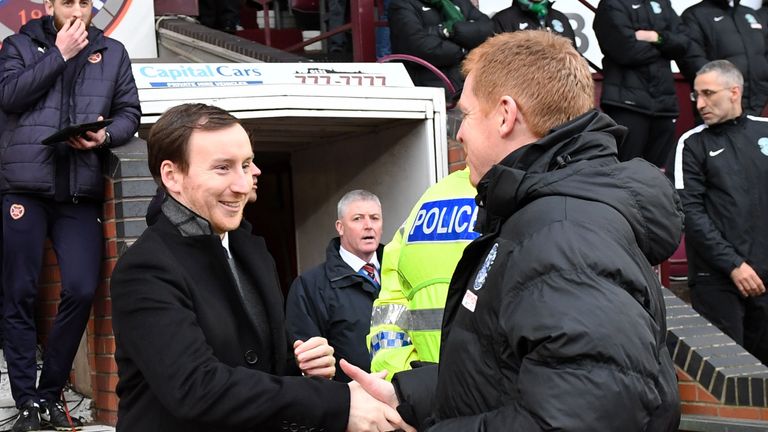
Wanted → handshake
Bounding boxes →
[294,338,416,432]
[342,359,415,432]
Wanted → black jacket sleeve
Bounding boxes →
[593,0,663,67]
[451,0,493,49]
[676,136,744,275]
[285,274,328,343]
[0,36,66,114]
[391,365,439,430]
[103,42,141,148]
[655,0,689,60]
[388,0,466,67]
[677,9,709,82]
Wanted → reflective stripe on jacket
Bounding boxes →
[368,168,478,379]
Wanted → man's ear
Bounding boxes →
[44,1,54,16]
[498,96,519,139]
[731,86,742,105]
[160,160,183,194]
[335,220,344,237]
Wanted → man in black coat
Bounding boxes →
[671,60,768,364]
[388,0,493,98]
[492,0,576,45]
[593,0,690,168]
[342,30,682,432]
[111,104,412,432]
[286,190,384,382]
[679,0,768,116]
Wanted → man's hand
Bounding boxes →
[56,17,89,61]
[635,30,659,42]
[67,116,107,150]
[347,377,415,432]
[341,359,399,409]
[731,262,766,297]
[294,337,336,379]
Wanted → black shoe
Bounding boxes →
[40,400,82,431]
[11,400,41,432]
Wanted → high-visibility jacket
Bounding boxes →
[368,168,478,379]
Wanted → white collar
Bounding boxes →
[221,232,232,259]
[339,245,379,272]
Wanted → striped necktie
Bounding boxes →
[362,262,379,285]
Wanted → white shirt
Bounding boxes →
[221,232,232,258]
[339,245,380,282]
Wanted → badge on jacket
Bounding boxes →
[9,204,24,220]
[746,14,763,29]
[759,137,768,156]
[473,243,498,291]
[462,290,478,312]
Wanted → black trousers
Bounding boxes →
[2,194,102,407]
[198,0,241,30]
[602,105,677,169]
[690,279,768,365]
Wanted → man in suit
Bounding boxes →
[286,189,384,382]
[110,103,412,432]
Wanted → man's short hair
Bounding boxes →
[337,190,381,219]
[696,60,744,89]
[147,103,241,185]
[462,30,594,137]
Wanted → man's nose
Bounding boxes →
[232,169,252,194]
[456,123,465,144]
[696,97,707,112]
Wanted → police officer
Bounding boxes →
[368,168,478,378]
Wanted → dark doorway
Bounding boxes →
[243,151,297,296]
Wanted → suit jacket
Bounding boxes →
[111,198,349,432]
[286,237,383,382]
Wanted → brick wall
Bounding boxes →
[678,368,768,421]
[90,178,120,425]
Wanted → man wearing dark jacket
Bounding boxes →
[679,0,768,116]
[388,0,493,98]
[111,104,411,432]
[671,60,768,364]
[0,1,140,430]
[492,0,576,45]
[594,0,690,168]
[342,30,682,432]
[287,190,384,382]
